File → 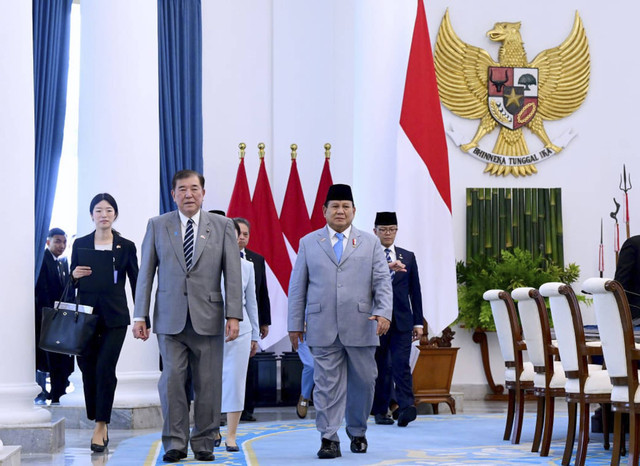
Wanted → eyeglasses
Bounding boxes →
[377,227,398,234]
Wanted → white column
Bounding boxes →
[0,1,50,426]
[74,0,161,408]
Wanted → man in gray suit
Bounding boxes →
[133,170,243,463]
[288,184,392,459]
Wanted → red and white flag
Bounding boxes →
[251,155,292,348]
[396,0,457,334]
[227,155,255,222]
[280,156,312,253]
[310,155,333,230]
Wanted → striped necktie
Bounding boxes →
[385,248,395,279]
[184,219,194,270]
[334,232,344,262]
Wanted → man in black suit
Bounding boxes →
[615,235,640,319]
[370,212,423,427]
[234,217,271,421]
[35,228,75,404]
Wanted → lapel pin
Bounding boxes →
[398,253,403,260]
[174,231,179,236]
[200,235,206,239]
[116,244,121,249]
[352,238,357,247]
[320,238,326,242]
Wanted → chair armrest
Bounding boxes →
[583,343,603,356]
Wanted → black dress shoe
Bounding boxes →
[397,405,417,427]
[162,449,187,462]
[317,438,341,459]
[240,411,256,422]
[194,451,214,461]
[374,413,394,425]
[225,442,240,452]
[346,431,368,453]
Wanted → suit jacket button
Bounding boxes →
[186,274,190,278]
[184,292,187,296]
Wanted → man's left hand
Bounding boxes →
[412,326,424,341]
[260,325,269,339]
[225,318,240,342]
[370,315,391,335]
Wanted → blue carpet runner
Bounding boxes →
[108,413,613,465]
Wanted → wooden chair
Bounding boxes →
[512,286,566,456]
[483,289,534,444]
[540,282,612,466]
[583,277,640,466]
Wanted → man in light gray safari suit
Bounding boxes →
[133,170,243,463]
[288,183,393,459]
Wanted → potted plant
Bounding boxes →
[456,248,581,331]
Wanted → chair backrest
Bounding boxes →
[483,289,521,365]
[512,287,549,370]
[583,277,638,398]
[539,282,586,377]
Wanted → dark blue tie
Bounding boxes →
[334,232,344,262]
[240,251,244,259]
[385,248,395,279]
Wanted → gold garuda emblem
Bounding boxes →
[434,11,590,176]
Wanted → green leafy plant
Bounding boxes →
[456,248,581,331]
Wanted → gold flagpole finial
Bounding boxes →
[238,142,246,160]
[258,142,265,160]
[324,143,331,160]
[290,143,298,160]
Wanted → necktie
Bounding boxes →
[184,219,194,270]
[240,251,244,259]
[334,232,344,262]
[57,259,65,284]
[385,248,395,279]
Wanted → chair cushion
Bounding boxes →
[565,368,612,394]
[505,361,535,383]
[534,360,567,389]
[610,371,640,403]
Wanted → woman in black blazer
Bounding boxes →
[71,193,138,452]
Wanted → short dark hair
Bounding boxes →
[89,193,119,218]
[234,217,251,231]
[48,228,66,238]
[232,219,241,237]
[172,170,205,190]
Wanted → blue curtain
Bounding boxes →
[158,0,203,214]
[33,0,73,277]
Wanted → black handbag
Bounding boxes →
[39,281,98,356]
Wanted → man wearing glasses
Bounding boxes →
[370,212,424,427]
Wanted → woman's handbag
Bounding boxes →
[39,281,98,356]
